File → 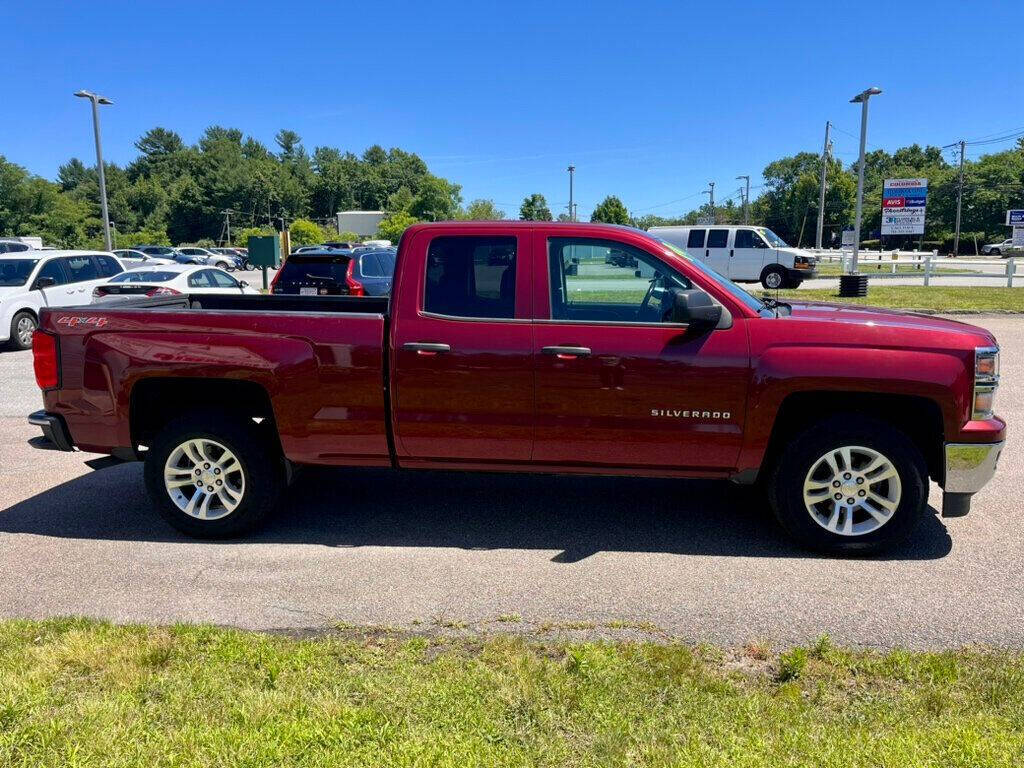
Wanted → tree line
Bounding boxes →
[2,128,1021,252]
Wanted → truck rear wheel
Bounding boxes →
[144,411,284,538]
[766,415,928,554]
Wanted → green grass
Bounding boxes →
[758,286,1024,312]
[1,619,1024,766]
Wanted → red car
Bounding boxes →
[28,221,1004,553]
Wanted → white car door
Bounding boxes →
[731,228,770,281]
[704,228,732,276]
[47,256,97,306]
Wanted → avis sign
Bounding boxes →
[881,178,928,235]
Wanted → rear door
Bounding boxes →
[391,229,534,462]
[704,228,731,276]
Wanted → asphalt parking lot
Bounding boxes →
[1,315,1021,649]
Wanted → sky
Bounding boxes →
[2,0,1022,219]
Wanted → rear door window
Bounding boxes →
[360,253,385,277]
[424,236,517,319]
[61,256,100,283]
[707,229,729,248]
[687,229,706,249]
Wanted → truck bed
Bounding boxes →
[38,296,393,466]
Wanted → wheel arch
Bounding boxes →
[760,391,945,485]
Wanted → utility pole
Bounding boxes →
[736,175,750,223]
[567,164,575,221]
[221,209,234,246]
[702,182,715,223]
[815,121,832,249]
[953,140,966,258]
[74,90,114,251]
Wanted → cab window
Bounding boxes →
[35,259,67,286]
[547,237,692,324]
[734,229,768,249]
[187,270,215,288]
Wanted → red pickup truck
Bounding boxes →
[28,221,1005,553]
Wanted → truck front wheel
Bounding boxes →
[767,416,928,554]
[144,411,284,538]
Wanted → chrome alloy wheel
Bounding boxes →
[16,315,35,347]
[163,438,244,520]
[802,445,901,536]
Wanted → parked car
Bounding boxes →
[322,241,363,250]
[210,248,247,270]
[91,265,258,302]
[1,250,123,349]
[605,248,638,268]
[177,247,239,271]
[649,225,818,289]
[112,248,175,267]
[269,250,373,296]
[981,239,1023,257]
[132,245,199,265]
[29,221,1003,555]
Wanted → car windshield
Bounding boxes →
[0,259,39,286]
[111,270,178,283]
[650,237,770,315]
[756,228,789,248]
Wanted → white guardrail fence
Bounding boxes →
[807,249,1021,287]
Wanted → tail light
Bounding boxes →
[92,286,109,298]
[345,259,365,296]
[270,266,283,293]
[145,287,182,297]
[32,330,59,390]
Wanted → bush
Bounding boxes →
[234,226,276,248]
[377,212,418,244]
[288,218,326,247]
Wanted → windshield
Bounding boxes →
[112,270,178,283]
[650,237,770,314]
[0,259,39,286]
[756,228,789,248]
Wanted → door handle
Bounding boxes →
[730,249,734,257]
[403,342,451,355]
[542,345,591,358]
[705,248,709,258]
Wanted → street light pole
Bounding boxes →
[736,175,750,223]
[849,87,882,275]
[703,182,715,223]
[953,140,966,258]
[74,90,114,252]
[567,165,575,221]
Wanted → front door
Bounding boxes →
[532,234,749,470]
[391,230,535,463]
[731,228,769,281]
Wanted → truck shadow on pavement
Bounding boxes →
[0,463,953,561]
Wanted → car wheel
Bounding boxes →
[992,248,1001,256]
[243,260,252,270]
[144,410,284,538]
[216,260,231,271]
[767,415,927,554]
[761,265,787,290]
[9,310,37,350]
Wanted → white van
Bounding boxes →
[0,250,125,349]
[648,225,818,289]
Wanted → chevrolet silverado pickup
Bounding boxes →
[28,221,1005,553]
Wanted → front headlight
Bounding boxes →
[973,346,1000,420]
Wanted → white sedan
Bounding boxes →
[91,265,259,302]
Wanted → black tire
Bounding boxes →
[144,410,284,538]
[242,259,252,271]
[787,277,804,289]
[991,248,1001,256]
[766,415,928,555]
[8,310,37,350]
[761,265,787,290]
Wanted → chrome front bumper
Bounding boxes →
[941,441,1004,517]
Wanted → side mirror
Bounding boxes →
[668,288,722,331]
[634,270,642,278]
[32,276,56,290]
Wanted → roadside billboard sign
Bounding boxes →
[1014,228,1024,247]
[841,228,855,247]
[881,178,928,235]
[1006,210,1024,227]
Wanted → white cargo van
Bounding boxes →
[648,225,818,288]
